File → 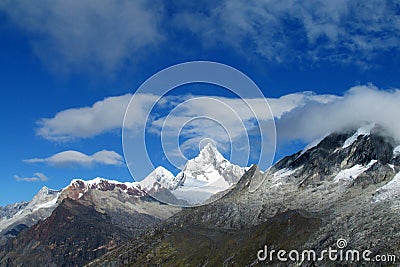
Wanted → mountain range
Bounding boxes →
[0,143,243,245]
[1,124,400,266]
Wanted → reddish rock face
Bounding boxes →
[59,179,147,203]
[58,181,86,202]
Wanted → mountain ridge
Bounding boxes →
[85,125,400,266]
[0,142,244,245]
[1,125,400,266]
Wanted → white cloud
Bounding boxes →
[36,93,158,141]
[150,92,337,135]
[24,150,124,167]
[146,86,400,165]
[35,90,333,169]
[14,172,48,182]
[276,85,400,143]
[34,85,400,167]
[36,91,333,142]
[33,85,400,170]
[147,92,335,167]
[0,0,163,72]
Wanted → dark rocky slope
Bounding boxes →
[88,209,321,267]
[0,196,169,267]
[0,198,131,266]
[88,127,400,266]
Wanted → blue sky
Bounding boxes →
[1,1,400,206]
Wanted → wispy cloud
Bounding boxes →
[0,0,163,72]
[24,150,124,167]
[169,0,400,67]
[14,172,48,182]
[0,1,398,71]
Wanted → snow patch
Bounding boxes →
[172,177,231,204]
[267,167,299,189]
[333,160,377,183]
[342,123,375,148]
[180,177,208,187]
[373,172,400,202]
[76,177,132,187]
[273,168,297,180]
[32,192,60,211]
[139,166,177,190]
[388,164,395,172]
[68,177,139,195]
[393,145,400,157]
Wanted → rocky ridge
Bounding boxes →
[89,125,400,266]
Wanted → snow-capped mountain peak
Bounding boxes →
[68,177,136,191]
[342,123,376,148]
[194,142,225,164]
[0,143,245,232]
[176,143,244,185]
[0,186,62,238]
[28,186,61,210]
[135,143,245,205]
[300,123,378,156]
[61,177,147,201]
[139,166,177,191]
